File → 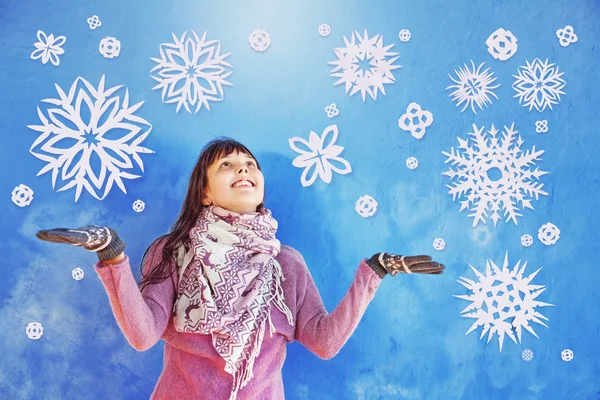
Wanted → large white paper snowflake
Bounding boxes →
[328,29,401,102]
[512,58,566,112]
[455,253,553,351]
[150,31,233,114]
[289,124,352,186]
[27,75,154,202]
[442,123,548,227]
[447,61,499,114]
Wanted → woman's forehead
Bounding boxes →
[216,150,254,160]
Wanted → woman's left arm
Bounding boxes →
[289,249,382,360]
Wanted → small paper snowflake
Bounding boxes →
[325,103,339,118]
[521,234,533,247]
[447,61,500,114]
[72,268,85,280]
[355,195,378,218]
[99,36,121,59]
[12,184,34,207]
[521,349,534,361]
[433,238,446,251]
[249,29,271,52]
[398,29,411,42]
[556,26,578,47]
[398,102,433,140]
[486,28,518,61]
[561,349,574,361]
[538,222,560,246]
[133,199,145,212]
[535,120,548,133]
[318,24,331,37]
[406,156,418,170]
[87,15,102,30]
[26,322,44,340]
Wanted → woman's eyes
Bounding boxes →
[219,161,256,168]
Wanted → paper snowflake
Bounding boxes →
[447,61,500,114]
[150,31,233,114]
[328,29,401,102]
[289,124,352,186]
[442,123,548,227]
[27,75,154,201]
[512,58,566,112]
[455,253,553,351]
[30,30,66,67]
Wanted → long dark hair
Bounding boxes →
[138,137,263,291]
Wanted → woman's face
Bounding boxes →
[203,151,264,214]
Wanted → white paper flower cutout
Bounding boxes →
[328,29,401,102]
[521,234,534,247]
[27,75,154,202]
[433,238,446,251]
[132,199,145,212]
[87,15,102,30]
[26,322,44,340]
[447,61,500,114]
[513,58,566,112]
[455,252,553,351]
[538,222,560,246]
[406,156,418,170]
[248,29,271,52]
[535,120,548,133]
[325,103,339,118]
[289,124,352,187]
[30,30,66,66]
[12,184,34,207]
[398,102,433,139]
[522,349,534,361]
[355,195,378,218]
[556,26,578,47]
[398,29,411,42]
[72,268,85,280]
[99,37,121,59]
[150,31,233,114]
[486,28,518,61]
[561,349,574,362]
[318,24,331,37]
[442,123,548,227]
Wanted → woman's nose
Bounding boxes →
[237,165,248,173]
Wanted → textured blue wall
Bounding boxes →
[1,0,599,398]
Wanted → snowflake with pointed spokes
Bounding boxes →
[442,123,548,227]
[27,75,154,201]
[455,253,553,351]
[513,58,566,112]
[328,29,401,102]
[447,61,500,114]
[150,31,233,114]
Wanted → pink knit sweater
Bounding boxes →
[94,239,382,399]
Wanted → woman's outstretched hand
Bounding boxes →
[36,224,126,262]
[365,253,445,278]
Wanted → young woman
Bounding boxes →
[36,138,445,400]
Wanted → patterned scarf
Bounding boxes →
[172,206,294,400]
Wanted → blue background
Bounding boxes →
[1,0,599,398]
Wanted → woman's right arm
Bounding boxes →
[94,238,175,351]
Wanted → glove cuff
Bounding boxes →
[96,229,126,262]
[365,253,387,279]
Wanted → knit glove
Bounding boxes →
[36,224,126,262]
[365,253,445,278]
